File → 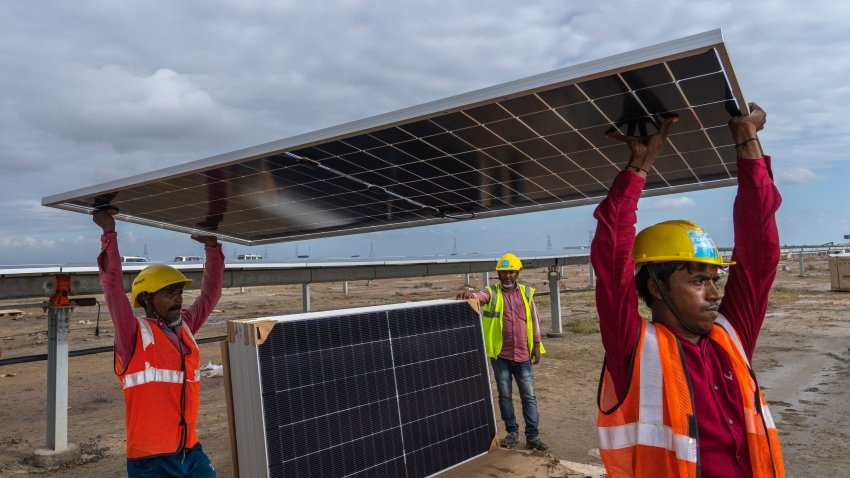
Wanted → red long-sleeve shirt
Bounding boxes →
[98,232,225,366]
[467,285,542,362]
[591,157,781,478]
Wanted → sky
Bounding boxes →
[1,1,849,265]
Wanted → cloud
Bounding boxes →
[642,197,696,210]
[0,145,51,174]
[0,235,58,251]
[16,66,247,153]
[776,168,821,185]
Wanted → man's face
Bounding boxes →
[149,283,184,322]
[498,269,520,289]
[662,265,722,336]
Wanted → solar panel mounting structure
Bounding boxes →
[227,300,497,478]
[42,29,746,245]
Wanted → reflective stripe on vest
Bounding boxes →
[711,314,784,476]
[598,422,697,463]
[120,318,201,390]
[713,315,778,430]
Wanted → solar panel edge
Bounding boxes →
[227,323,271,478]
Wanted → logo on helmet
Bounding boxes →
[687,230,719,260]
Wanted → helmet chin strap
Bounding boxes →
[141,294,183,329]
[647,264,705,337]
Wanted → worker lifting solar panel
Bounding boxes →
[43,29,746,245]
[226,299,497,478]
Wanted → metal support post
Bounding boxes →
[799,248,805,277]
[482,271,489,287]
[342,281,349,296]
[464,273,470,286]
[302,283,311,312]
[33,274,80,467]
[46,306,72,450]
[547,267,564,338]
[589,262,595,288]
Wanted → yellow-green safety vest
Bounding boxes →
[481,284,545,359]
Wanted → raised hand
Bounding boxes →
[607,115,679,177]
[729,102,766,159]
[92,206,118,233]
[190,234,218,248]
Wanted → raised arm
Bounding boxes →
[718,103,782,359]
[182,235,224,335]
[591,116,677,397]
[93,208,137,367]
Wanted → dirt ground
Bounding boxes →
[1,255,848,477]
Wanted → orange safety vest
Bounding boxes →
[115,317,202,459]
[597,315,784,477]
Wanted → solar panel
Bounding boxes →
[226,300,497,478]
[43,29,746,245]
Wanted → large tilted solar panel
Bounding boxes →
[226,300,497,478]
[43,29,746,245]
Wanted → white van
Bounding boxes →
[174,256,203,262]
[237,254,263,260]
[120,256,148,263]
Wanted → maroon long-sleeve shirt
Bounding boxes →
[591,157,781,478]
[98,232,225,366]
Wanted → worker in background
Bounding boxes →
[93,207,224,478]
[457,253,548,452]
[592,103,784,477]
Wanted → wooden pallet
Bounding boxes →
[0,309,23,318]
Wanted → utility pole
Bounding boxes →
[547,235,552,250]
[143,242,148,260]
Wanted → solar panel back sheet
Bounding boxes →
[43,29,746,245]
[226,299,497,478]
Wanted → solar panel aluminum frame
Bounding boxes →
[43,29,746,245]
[226,299,498,478]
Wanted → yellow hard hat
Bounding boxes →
[131,264,193,308]
[632,220,734,266]
[496,253,523,271]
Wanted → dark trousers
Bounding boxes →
[127,443,216,478]
[490,357,540,439]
